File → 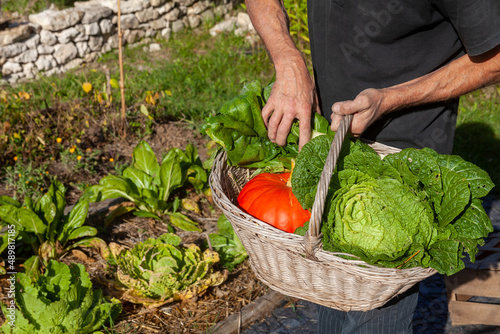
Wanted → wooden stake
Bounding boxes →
[117,0,127,135]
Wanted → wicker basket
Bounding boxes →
[209,115,437,311]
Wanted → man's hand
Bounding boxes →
[245,0,320,150]
[330,88,385,136]
[263,59,320,150]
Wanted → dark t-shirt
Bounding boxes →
[307,0,500,154]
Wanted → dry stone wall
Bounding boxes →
[0,0,247,85]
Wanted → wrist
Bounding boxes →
[273,49,307,74]
[379,87,405,115]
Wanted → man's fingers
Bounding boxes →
[274,113,294,146]
[261,102,274,127]
[298,115,312,151]
[330,113,342,131]
[267,109,284,142]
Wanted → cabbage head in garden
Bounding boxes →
[108,233,227,307]
[0,260,121,334]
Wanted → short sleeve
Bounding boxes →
[431,0,500,56]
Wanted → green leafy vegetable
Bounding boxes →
[293,136,495,275]
[0,260,121,334]
[82,141,207,232]
[107,233,227,307]
[209,214,248,271]
[203,80,332,172]
[0,181,107,278]
[291,134,376,210]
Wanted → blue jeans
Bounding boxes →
[317,283,420,334]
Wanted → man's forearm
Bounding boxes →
[381,45,500,114]
[245,0,304,70]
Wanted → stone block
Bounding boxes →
[54,43,78,64]
[29,8,84,32]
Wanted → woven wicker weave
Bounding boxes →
[210,116,437,311]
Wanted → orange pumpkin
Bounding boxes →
[237,172,310,233]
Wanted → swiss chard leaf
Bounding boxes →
[133,141,160,176]
[58,200,89,246]
[123,166,154,190]
[159,151,185,202]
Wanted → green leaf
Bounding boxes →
[133,210,161,220]
[202,81,298,169]
[384,148,444,213]
[159,153,184,202]
[436,167,471,227]
[66,226,98,241]
[167,212,201,232]
[23,255,41,281]
[98,175,142,202]
[0,226,18,254]
[4,260,121,333]
[452,198,493,240]
[58,199,90,246]
[437,154,494,198]
[208,215,247,271]
[18,208,47,237]
[0,205,22,230]
[0,196,21,207]
[428,239,464,275]
[133,141,160,176]
[123,166,154,190]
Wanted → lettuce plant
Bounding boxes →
[0,260,121,334]
[108,233,227,307]
[83,141,207,232]
[293,135,495,275]
[0,181,107,278]
[209,214,248,271]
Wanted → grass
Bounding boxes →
[454,85,500,196]
[0,25,274,164]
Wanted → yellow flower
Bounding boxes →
[56,137,62,143]
[18,174,21,177]
[109,158,114,162]
[86,148,91,153]
[69,147,75,154]
[77,155,82,160]
[13,156,18,161]
[45,171,49,174]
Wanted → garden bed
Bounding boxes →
[0,118,272,333]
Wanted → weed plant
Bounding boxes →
[2,159,54,200]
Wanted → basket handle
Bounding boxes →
[304,114,353,259]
